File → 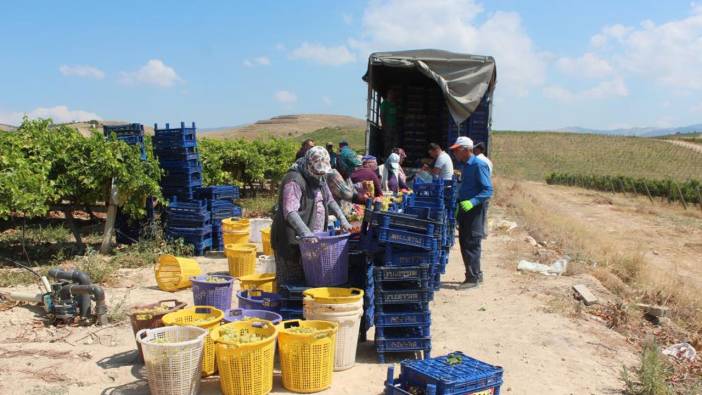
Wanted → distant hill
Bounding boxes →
[559,124,702,137]
[203,114,365,140]
[0,123,17,132]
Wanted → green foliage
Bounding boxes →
[492,131,702,182]
[546,172,702,203]
[0,118,162,220]
[622,341,673,395]
[198,138,296,189]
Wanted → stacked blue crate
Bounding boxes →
[104,123,151,244]
[164,197,212,256]
[278,283,310,320]
[444,92,491,154]
[347,244,375,342]
[196,185,242,251]
[153,122,201,201]
[361,202,439,363]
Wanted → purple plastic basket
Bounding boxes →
[299,231,350,286]
[190,274,234,312]
[223,308,282,325]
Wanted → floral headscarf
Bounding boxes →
[304,146,331,181]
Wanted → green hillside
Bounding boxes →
[491,132,702,182]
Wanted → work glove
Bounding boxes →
[459,200,474,212]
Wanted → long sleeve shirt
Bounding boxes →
[457,155,493,207]
[350,167,383,197]
[281,181,332,232]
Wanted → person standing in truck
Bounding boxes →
[380,88,399,156]
[449,136,493,290]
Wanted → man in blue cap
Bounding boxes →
[449,136,493,289]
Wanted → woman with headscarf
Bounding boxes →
[271,146,353,286]
[381,152,408,193]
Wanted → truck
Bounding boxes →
[362,49,497,167]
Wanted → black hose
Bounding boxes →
[0,257,41,278]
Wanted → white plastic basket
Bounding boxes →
[256,255,276,274]
[137,325,207,395]
[249,218,273,243]
[303,306,363,371]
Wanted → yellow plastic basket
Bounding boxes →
[303,287,364,304]
[261,227,272,256]
[154,255,202,292]
[277,320,338,393]
[223,229,251,245]
[222,218,250,232]
[211,320,278,395]
[162,306,224,377]
[225,243,257,277]
[239,273,276,293]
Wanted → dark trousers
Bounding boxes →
[458,201,488,281]
[274,247,304,290]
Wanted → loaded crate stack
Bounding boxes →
[194,185,242,252]
[361,202,441,362]
[347,240,375,342]
[277,283,310,320]
[103,123,152,244]
[153,122,202,201]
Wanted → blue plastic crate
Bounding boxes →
[167,198,208,213]
[374,265,431,283]
[376,324,430,339]
[104,123,144,137]
[374,285,433,305]
[156,150,200,162]
[408,196,446,210]
[386,366,436,395]
[402,207,447,222]
[375,329,431,354]
[412,179,446,199]
[375,304,431,327]
[382,246,439,267]
[400,352,503,395]
[367,211,443,238]
[115,135,145,145]
[161,186,195,201]
[153,138,197,150]
[194,185,240,201]
[280,307,304,320]
[277,283,310,300]
[378,227,438,251]
[159,156,201,169]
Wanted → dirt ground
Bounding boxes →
[0,204,641,395]
[524,181,702,292]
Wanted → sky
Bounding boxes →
[1,0,701,131]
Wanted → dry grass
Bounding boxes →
[496,178,702,335]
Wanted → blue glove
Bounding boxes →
[459,200,474,212]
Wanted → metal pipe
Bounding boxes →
[48,269,92,319]
[0,291,43,303]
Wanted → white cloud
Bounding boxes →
[290,42,356,65]
[691,102,702,113]
[243,56,271,67]
[0,105,101,125]
[119,59,181,87]
[275,43,286,51]
[588,6,702,90]
[322,96,333,105]
[582,78,629,98]
[347,0,545,95]
[543,78,628,102]
[59,64,105,79]
[556,52,613,78]
[274,90,298,104]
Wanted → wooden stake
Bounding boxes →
[675,182,688,210]
[643,182,654,203]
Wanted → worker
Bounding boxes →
[381,153,407,193]
[380,88,399,156]
[295,139,315,159]
[425,142,454,181]
[473,142,493,175]
[449,137,493,289]
[351,157,383,199]
[270,146,353,286]
[326,142,338,169]
[336,140,359,177]
[326,168,368,205]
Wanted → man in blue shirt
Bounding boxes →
[449,136,493,289]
